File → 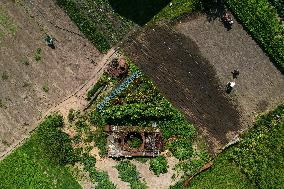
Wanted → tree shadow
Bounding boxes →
[108,0,171,26]
[203,0,225,22]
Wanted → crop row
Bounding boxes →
[227,0,284,73]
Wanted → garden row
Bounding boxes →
[226,0,284,73]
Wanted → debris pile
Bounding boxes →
[105,125,163,157]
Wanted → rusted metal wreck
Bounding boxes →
[104,125,163,157]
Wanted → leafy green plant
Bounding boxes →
[227,0,284,73]
[1,71,8,80]
[127,136,143,148]
[34,48,42,61]
[42,84,49,92]
[149,156,168,176]
[116,160,147,189]
[68,109,75,122]
[168,139,193,160]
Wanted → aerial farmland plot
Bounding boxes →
[0,0,283,189]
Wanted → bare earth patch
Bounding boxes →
[123,13,284,154]
[0,0,102,157]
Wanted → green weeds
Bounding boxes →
[149,156,168,176]
[116,160,147,189]
[34,48,42,62]
[1,71,8,80]
[0,114,81,189]
[42,84,49,92]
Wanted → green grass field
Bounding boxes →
[185,103,284,189]
[0,115,81,189]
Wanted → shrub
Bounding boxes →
[87,74,108,100]
[68,108,75,122]
[1,71,8,80]
[35,114,78,165]
[226,0,284,73]
[149,156,168,176]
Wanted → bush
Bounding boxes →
[227,0,284,73]
[149,156,168,176]
[87,74,108,100]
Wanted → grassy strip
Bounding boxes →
[179,151,256,189]
[230,103,284,188]
[116,160,147,189]
[87,74,108,100]
[56,0,110,52]
[269,0,284,19]
[151,0,199,23]
[0,114,81,189]
[177,103,284,189]
[226,0,284,73]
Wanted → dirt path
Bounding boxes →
[0,47,117,160]
[131,156,180,189]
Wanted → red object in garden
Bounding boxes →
[106,58,128,78]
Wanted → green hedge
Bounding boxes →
[227,0,284,73]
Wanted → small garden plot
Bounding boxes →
[82,56,210,186]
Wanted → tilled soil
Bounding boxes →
[124,25,241,154]
[0,0,101,156]
[123,13,284,154]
